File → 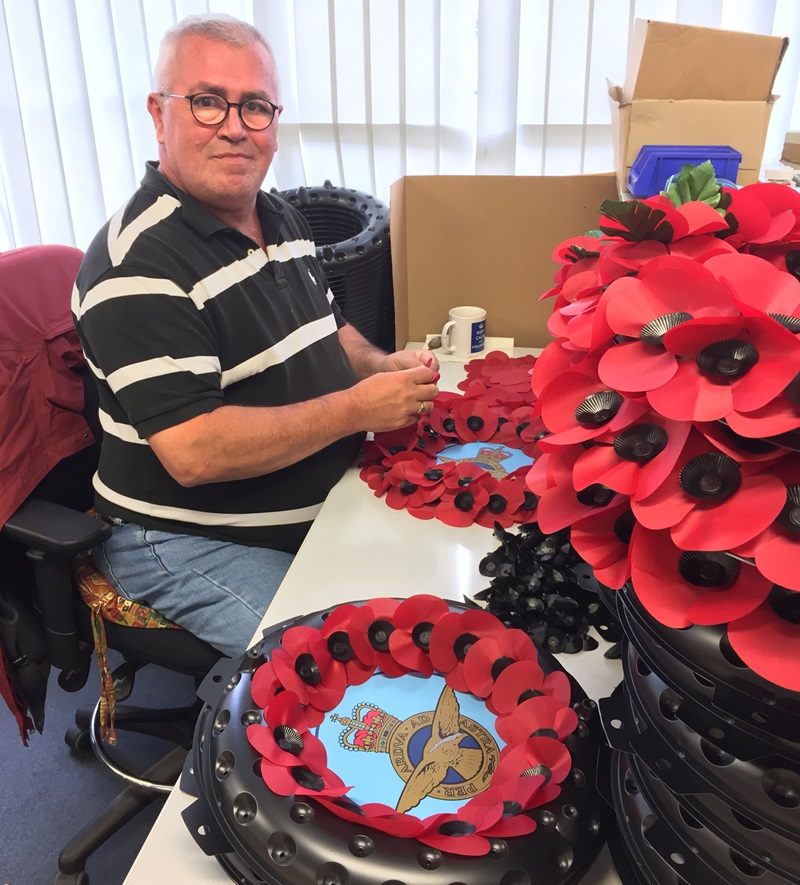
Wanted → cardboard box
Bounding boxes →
[390,174,619,350]
[782,132,800,168]
[608,20,788,194]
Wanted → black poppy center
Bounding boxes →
[454,491,475,511]
[466,415,484,431]
[639,312,693,345]
[490,656,515,680]
[518,688,544,703]
[679,453,741,500]
[522,491,538,511]
[368,619,395,650]
[530,727,559,739]
[424,425,440,440]
[488,494,507,513]
[678,551,740,587]
[423,468,444,481]
[769,312,800,333]
[438,820,476,836]
[521,763,552,785]
[516,421,530,436]
[576,483,615,507]
[768,586,800,624]
[295,653,321,685]
[777,485,800,534]
[292,767,324,790]
[614,423,668,463]
[443,418,456,433]
[453,632,479,661]
[411,621,434,650]
[784,373,800,406]
[696,338,758,378]
[273,725,304,754]
[575,390,623,426]
[502,801,523,817]
[614,510,635,545]
[399,480,418,495]
[327,631,354,662]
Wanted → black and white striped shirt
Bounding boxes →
[74,162,362,552]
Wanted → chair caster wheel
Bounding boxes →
[65,726,92,755]
[55,871,89,884]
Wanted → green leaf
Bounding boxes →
[663,160,725,212]
[598,199,674,243]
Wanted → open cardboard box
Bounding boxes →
[608,19,788,195]
[390,174,619,350]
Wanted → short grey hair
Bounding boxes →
[154,13,279,96]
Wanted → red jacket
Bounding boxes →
[0,245,94,527]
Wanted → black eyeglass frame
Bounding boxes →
[159,92,280,131]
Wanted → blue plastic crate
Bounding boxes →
[627,145,742,197]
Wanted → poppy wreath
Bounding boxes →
[529,161,800,692]
[359,352,542,527]
[245,595,577,857]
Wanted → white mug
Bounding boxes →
[441,306,486,359]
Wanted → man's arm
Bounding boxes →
[338,323,440,378]
[147,363,437,487]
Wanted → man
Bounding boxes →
[74,14,439,657]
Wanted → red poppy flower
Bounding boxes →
[451,397,501,442]
[460,780,540,838]
[317,604,376,686]
[436,473,492,527]
[271,626,348,714]
[246,689,328,772]
[473,475,528,529]
[461,628,539,697]
[495,694,579,744]
[488,659,571,716]
[724,183,800,249]
[569,499,634,591]
[250,659,282,709]
[530,337,591,397]
[631,428,786,551]
[459,351,537,400]
[494,735,572,808]
[537,363,650,447]
[730,455,800,592]
[725,386,800,438]
[629,525,773,628]
[527,446,624,534]
[428,609,506,691]
[313,796,426,837]
[597,256,739,394]
[727,587,800,691]
[571,414,691,501]
[387,594,450,675]
[648,314,800,422]
[703,251,800,319]
[347,599,409,678]
[258,755,349,798]
[384,456,446,510]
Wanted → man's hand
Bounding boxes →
[384,349,441,376]
[347,364,439,432]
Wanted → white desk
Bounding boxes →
[123,355,624,885]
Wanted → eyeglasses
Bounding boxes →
[160,92,280,131]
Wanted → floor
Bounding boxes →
[0,653,198,885]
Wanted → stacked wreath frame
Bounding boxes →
[245,596,577,857]
[359,352,543,528]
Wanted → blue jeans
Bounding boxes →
[93,524,294,658]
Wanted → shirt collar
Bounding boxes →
[141,160,285,241]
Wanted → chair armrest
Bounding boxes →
[2,498,112,555]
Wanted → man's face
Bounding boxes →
[147,34,281,216]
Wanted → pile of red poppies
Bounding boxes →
[529,163,800,691]
[359,351,541,527]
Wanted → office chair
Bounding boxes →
[0,249,221,885]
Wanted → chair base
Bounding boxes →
[55,745,186,884]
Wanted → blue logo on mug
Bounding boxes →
[470,319,486,353]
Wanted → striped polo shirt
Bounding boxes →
[74,162,363,552]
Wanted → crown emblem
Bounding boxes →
[330,703,400,753]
